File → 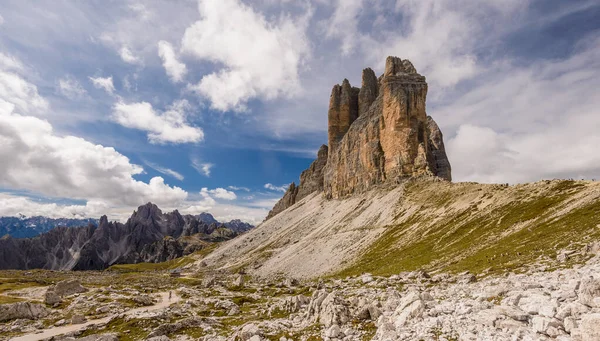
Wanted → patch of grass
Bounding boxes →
[0,279,44,294]
[337,180,600,277]
[79,317,149,341]
[0,295,25,304]
[108,244,218,273]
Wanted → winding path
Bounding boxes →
[10,291,181,341]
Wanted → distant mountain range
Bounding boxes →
[0,212,253,238]
[0,203,255,270]
[0,216,98,238]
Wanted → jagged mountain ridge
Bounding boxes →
[0,203,251,270]
[0,211,252,239]
[266,56,451,219]
[0,216,98,238]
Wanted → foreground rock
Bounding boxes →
[0,302,49,322]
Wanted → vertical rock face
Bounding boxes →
[328,80,359,153]
[265,145,329,220]
[358,68,379,116]
[379,56,431,180]
[323,56,451,199]
[267,56,451,217]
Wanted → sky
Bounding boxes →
[0,0,599,224]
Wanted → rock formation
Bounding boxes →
[266,145,328,220]
[0,203,252,271]
[324,56,451,198]
[267,56,451,218]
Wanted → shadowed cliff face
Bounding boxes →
[0,203,249,270]
[267,56,451,218]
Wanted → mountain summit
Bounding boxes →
[267,57,451,219]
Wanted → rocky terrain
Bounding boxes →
[3,251,600,341]
[0,217,98,239]
[0,204,253,271]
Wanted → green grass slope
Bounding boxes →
[337,179,600,277]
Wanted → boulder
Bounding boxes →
[580,313,600,340]
[52,279,88,297]
[71,314,87,324]
[44,290,62,305]
[578,277,600,307]
[0,302,50,322]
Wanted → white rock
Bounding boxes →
[324,324,340,338]
[580,313,600,341]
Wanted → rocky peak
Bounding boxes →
[383,56,417,77]
[358,68,379,116]
[132,202,163,221]
[328,79,359,154]
[324,56,451,198]
[98,215,109,228]
[267,56,451,218]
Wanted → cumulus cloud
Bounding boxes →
[201,187,237,200]
[191,157,213,177]
[119,46,142,64]
[264,183,288,192]
[444,34,600,183]
[0,193,109,219]
[112,99,204,144]
[0,103,187,208]
[181,0,311,112]
[144,161,184,181]
[57,75,87,99]
[0,56,188,208]
[158,40,187,83]
[89,76,116,94]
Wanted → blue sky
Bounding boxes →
[0,0,599,223]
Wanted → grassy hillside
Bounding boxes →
[337,179,600,277]
[108,243,217,273]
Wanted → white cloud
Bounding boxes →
[181,0,311,112]
[0,103,187,209]
[0,14,4,25]
[0,52,24,71]
[0,54,48,115]
[202,187,237,200]
[191,157,213,177]
[89,76,116,94]
[444,34,600,184]
[144,161,184,181]
[128,3,152,21]
[119,45,142,64]
[0,57,187,208]
[0,193,109,219]
[158,40,187,83]
[324,0,363,55]
[57,75,87,99]
[112,99,204,144]
[264,183,288,192]
[228,186,250,192]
